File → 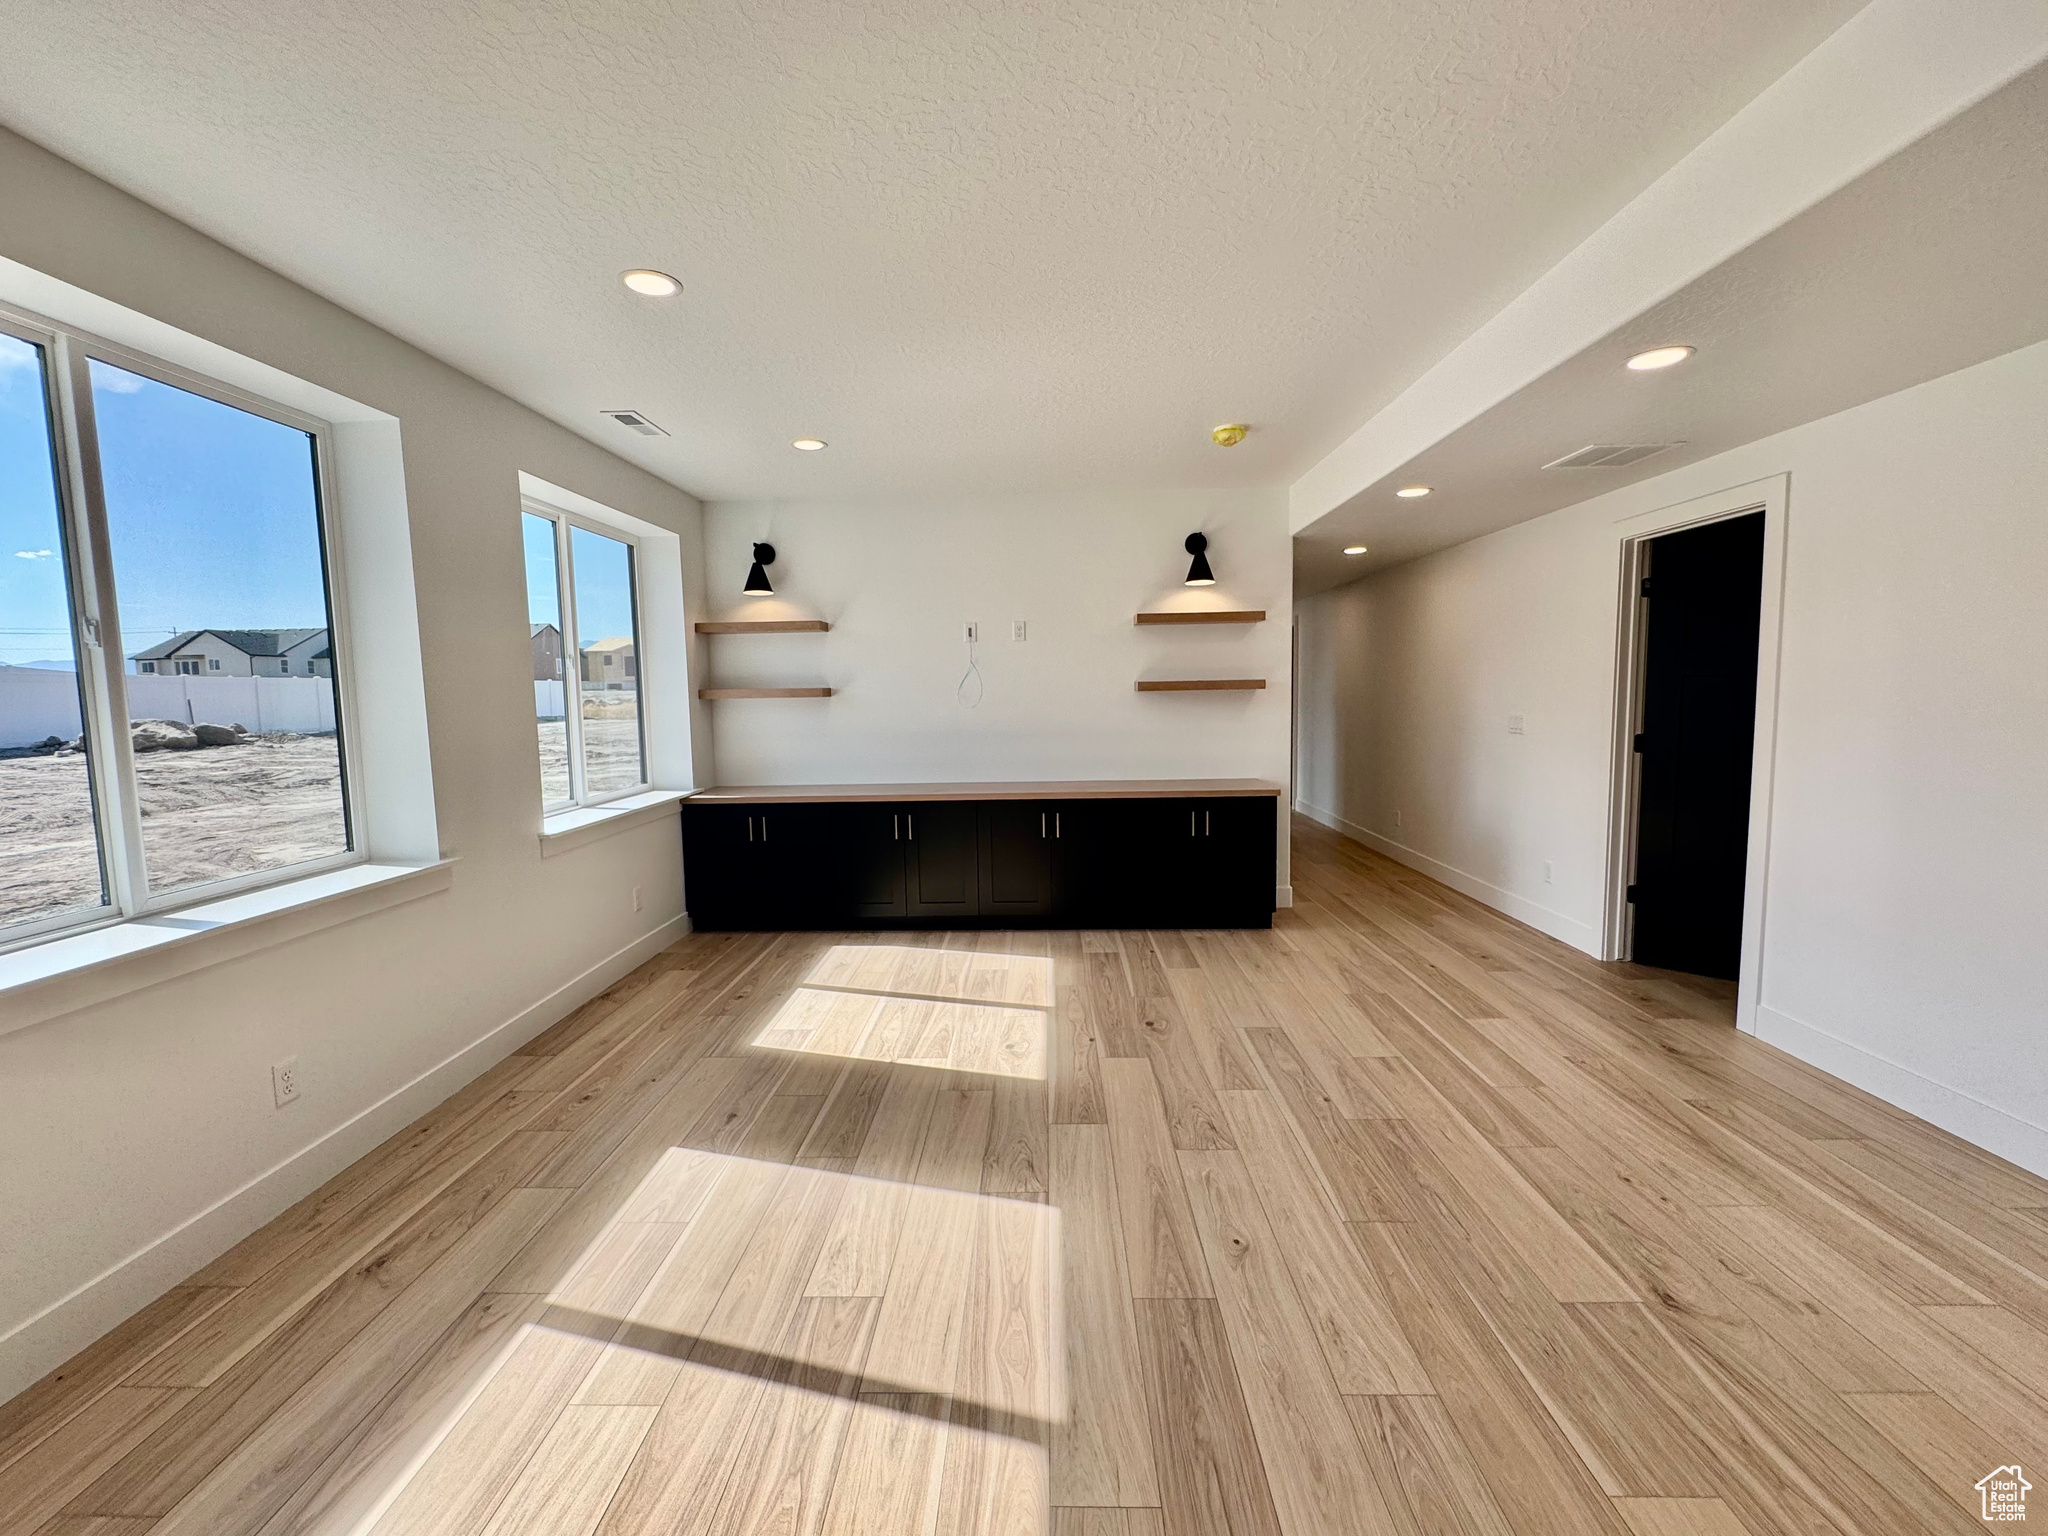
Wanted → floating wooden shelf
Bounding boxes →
[1133,609,1267,626]
[697,686,833,700]
[694,619,830,634]
[1134,678,1266,692]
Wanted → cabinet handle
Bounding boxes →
[893,814,900,840]
[761,815,769,842]
[1205,810,1211,836]
[908,814,915,840]
[747,815,754,842]
[1190,810,1196,837]
[1055,812,1061,838]
[1041,812,1047,839]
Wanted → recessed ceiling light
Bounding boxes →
[1626,344,1694,371]
[1343,545,1368,555]
[791,437,827,451]
[1395,485,1432,498]
[621,269,682,297]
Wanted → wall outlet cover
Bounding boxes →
[1507,712,1526,734]
[272,1057,300,1108]
[1011,620,1027,641]
[963,622,978,643]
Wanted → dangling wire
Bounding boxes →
[956,632,984,708]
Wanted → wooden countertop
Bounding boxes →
[685,778,1284,804]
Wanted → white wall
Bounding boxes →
[704,491,1293,893]
[1295,339,2048,1174]
[0,126,709,1398]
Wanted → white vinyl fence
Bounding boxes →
[0,669,337,749]
[536,679,565,720]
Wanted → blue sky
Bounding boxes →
[0,339,330,667]
[524,511,638,649]
[0,334,74,667]
[4,336,637,673]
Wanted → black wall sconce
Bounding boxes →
[1183,532,1216,586]
[743,542,776,595]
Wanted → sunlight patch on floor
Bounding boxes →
[352,1149,1060,1534]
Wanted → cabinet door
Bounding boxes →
[838,804,908,921]
[1194,797,1277,924]
[682,804,751,927]
[904,802,979,917]
[1103,800,1202,927]
[979,802,1054,917]
[1046,802,1101,924]
[750,804,834,926]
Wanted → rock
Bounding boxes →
[131,719,200,752]
[193,723,246,747]
[31,735,62,754]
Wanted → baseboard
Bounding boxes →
[0,914,688,1404]
[1755,1003,2048,1181]
[1294,801,1600,956]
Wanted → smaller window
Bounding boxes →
[520,504,648,810]
[208,658,222,672]
[139,661,156,674]
[176,658,203,676]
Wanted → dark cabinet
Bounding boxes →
[904,804,978,918]
[681,792,1275,930]
[978,802,1055,917]
[840,805,909,920]
[682,803,830,927]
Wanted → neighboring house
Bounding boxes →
[580,636,635,689]
[530,623,564,681]
[131,628,331,678]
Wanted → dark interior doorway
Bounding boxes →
[1629,511,1766,979]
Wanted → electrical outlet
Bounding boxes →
[1543,860,1553,884]
[963,622,978,643]
[632,885,643,912]
[1011,619,1027,642]
[272,1057,300,1108]
[1507,712,1526,735]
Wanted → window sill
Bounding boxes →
[0,860,455,1038]
[539,789,690,858]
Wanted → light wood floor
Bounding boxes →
[7,815,2048,1536]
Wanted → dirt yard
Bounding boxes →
[536,717,645,798]
[0,734,347,925]
[4,716,647,932]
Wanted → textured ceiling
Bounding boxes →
[0,0,1865,501]
[1291,57,2048,595]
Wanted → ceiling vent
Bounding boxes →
[602,409,669,437]
[1542,442,1682,469]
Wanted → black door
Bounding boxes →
[979,802,1054,917]
[682,804,762,927]
[1194,798,1277,925]
[904,802,978,918]
[1631,512,1765,978]
[1112,799,1204,927]
[835,804,908,921]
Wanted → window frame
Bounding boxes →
[0,300,368,955]
[520,495,652,815]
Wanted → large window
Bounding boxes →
[521,501,647,811]
[0,312,355,949]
